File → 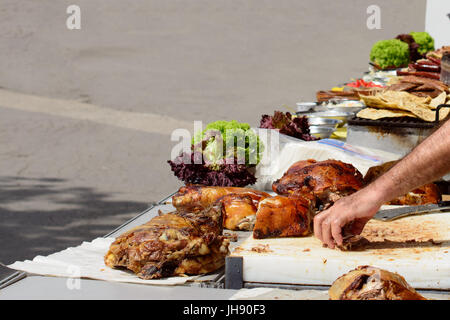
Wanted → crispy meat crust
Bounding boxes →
[172,185,270,211]
[272,159,364,209]
[249,160,364,240]
[253,195,313,239]
[219,194,258,231]
[104,205,229,279]
[329,266,426,300]
[364,161,441,205]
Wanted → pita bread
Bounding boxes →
[430,92,447,109]
[356,108,416,120]
[360,95,398,110]
[360,91,439,122]
[437,106,450,121]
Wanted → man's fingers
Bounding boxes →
[322,219,334,249]
[331,218,344,246]
[313,211,326,242]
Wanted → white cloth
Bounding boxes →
[254,137,400,191]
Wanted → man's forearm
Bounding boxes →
[368,119,450,204]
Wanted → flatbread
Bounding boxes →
[360,95,398,110]
[360,91,440,122]
[430,92,447,109]
[402,104,437,122]
[356,107,416,120]
[385,91,431,105]
[437,106,450,121]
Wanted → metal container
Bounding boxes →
[309,126,335,139]
[441,53,450,86]
[314,99,364,113]
[307,117,342,128]
[296,102,317,113]
[347,117,434,156]
[304,111,354,127]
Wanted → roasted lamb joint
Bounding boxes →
[364,161,441,205]
[219,194,258,231]
[253,195,313,239]
[104,205,230,279]
[172,185,270,211]
[272,159,364,209]
[329,266,426,300]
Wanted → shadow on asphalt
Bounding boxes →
[0,176,149,265]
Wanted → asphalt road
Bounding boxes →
[0,0,426,268]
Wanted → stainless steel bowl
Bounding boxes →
[318,106,363,113]
[296,102,317,113]
[307,117,343,127]
[309,126,335,139]
[305,111,354,127]
[313,99,364,113]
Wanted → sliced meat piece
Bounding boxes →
[316,90,361,103]
[411,83,438,92]
[401,75,449,92]
[253,195,313,239]
[219,194,258,231]
[285,159,318,175]
[364,161,441,205]
[411,89,443,99]
[397,70,441,80]
[337,235,370,251]
[388,184,442,205]
[386,82,419,92]
[329,266,426,300]
[172,185,270,211]
[104,205,229,279]
[272,159,364,209]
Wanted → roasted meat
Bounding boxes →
[172,185,270,211]
[387,75,449,99]
[329,266,426,300]
[272,159,364,209]
[316,90,362,103]
[104,205,230,279]
[364,161,441,205]
[337,235,370,251]
[219,194,258,231]
[253,195,313,239]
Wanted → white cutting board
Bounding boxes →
[231,212,450,289]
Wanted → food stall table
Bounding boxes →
[0,276,238,300]
[1,192,449,300]
[0,193,241,299]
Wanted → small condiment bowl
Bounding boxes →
[296,102,317,113]
[309,126,335,139]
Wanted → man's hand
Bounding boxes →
[313,189,383,249]
[313,119,450,249]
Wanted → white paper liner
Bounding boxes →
[8,237,199,285]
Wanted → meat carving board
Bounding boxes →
[230,212,450,289]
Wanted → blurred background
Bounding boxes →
[0,0,426,267]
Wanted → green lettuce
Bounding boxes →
[410,31,435,55]
[370,39,410,69]
[193,120,263,168]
